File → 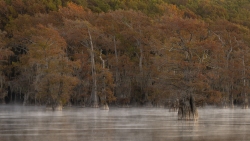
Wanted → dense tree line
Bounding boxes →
[1,0,250,108]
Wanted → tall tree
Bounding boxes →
[158,11,217,106]
[0,30,12,104]
[13,25,79,108]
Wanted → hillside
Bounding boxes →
[0,0,250,108]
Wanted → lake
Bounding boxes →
[0,105,249,141]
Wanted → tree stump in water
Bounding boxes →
[242,99,248,109]
[100,103,109,110]
[46,104,63,111]
[0,90,7,104]
[178,95,198,120]
[91,103,99,108]
[169,99,179,112]
[46,101,63,111]
[53,105,63,111]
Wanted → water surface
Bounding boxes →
[0,106,249,141]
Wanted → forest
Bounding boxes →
[1,0,250,109]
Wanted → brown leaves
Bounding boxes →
[59,2,90,20]
[3,1,250,106]
[0,30,12,63]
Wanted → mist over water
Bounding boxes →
[0,106,250,141]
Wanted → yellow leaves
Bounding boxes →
[65,2,85,13]
[165,4,183,17]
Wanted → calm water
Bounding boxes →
[0,106,250,141]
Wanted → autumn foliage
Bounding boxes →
[1,0,250,108]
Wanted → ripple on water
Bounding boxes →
[0,106,250,141]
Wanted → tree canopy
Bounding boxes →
[1,0,250,108]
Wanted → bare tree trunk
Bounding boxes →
[99,50,109,110]
[0,76,6,104]
[231,85,234,108]
[88,28,98,108]
[227,44,233,108]
[113,36,120,97]
[0,76,2,89]
[242,55,248,109]
[213,32,233,108]
[114,36,119,78]
[22,88,27,106]
[178,94,198,120]
[139,47,143,72]
[137,39,151,106]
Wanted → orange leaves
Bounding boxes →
[13,22,80,106]
[97,69,116,103]
[11,0,25,14]
[0,48,13,61]
[32,25,66,49]
[0,30,12,63]
[0,1,8,14]
[3,1,250,106]
[23,25,67,66]
[59,2,90,20]
[162,4,184,18]
[173,17,206,32]
[212,20,241,34]
[207,90,223,104]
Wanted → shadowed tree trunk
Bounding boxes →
[99,49,109,110]
[88,28,99,108]
[178,94,198,120]
[0,75,7,104]
[169,99,179,112]
[242,55,248,109]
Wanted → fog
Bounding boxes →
[0,105,249,141]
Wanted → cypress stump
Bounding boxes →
[178,94,198,120]
[100,103,109,110]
